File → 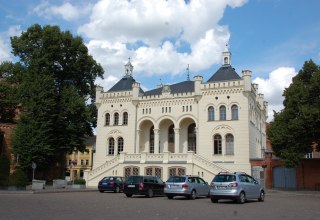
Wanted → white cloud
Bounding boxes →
[33,1,92,21]
[79,0,248,82]
[253,67,297,121]
[7,25,22,37]
[0,36,11,62]
[95,74,119,91]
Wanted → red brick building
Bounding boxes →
[251,138,320,190]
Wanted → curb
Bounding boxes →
[0,187,98,194]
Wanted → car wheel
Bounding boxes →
[114,186,120,193]
[210,196,218,203]
[189,190,196,200]
[167,195,173,199]
[237,192,246,204]
[147,189,153,198]
[258,191,265,202]
[125,194,132,198]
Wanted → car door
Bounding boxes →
[196,177,209,196]
[155,177,164,195]
[246,175,260,199]
[239,174,251,197]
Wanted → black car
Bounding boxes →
[98,176,125,193]
[123,175,165,198]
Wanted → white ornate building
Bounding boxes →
[85,48,268,186]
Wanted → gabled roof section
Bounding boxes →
[144,80,194,96]
[108,76,140,92]
[207,65,241,82]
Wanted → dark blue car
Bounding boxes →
[98,176,125,193]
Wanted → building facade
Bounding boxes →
[66,136,95,181]
[85,48,268,186]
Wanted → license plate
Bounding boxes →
[170,185,179,189]
[128,185,135,188]
[217,186,227,189]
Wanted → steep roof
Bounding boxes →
[144,80,194,96]
[108,76,143,93]
[207,65,241,82]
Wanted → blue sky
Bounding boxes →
[1,0,320,121]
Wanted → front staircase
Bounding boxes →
[84,152,231,187]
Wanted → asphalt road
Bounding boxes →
[0,190,319,220]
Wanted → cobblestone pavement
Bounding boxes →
[0,188,319,220]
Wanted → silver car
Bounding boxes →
[209,172,265,204]
[164,176,210,200]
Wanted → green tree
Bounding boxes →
[267,60,320,167]
[0,62,24,123]
[5,24,103,173]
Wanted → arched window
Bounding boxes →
[108,138,115,155]
[231,105,238,120]
[114,113,119,125]
[105,113,110,126]
[219,105,226,120]
[118,137,124,154]
[225,134,234,155]
[208,106,214,121]
[214,134,222,155]
[188,123,196,153]
[150,126,154,153]
[123,112,128,125]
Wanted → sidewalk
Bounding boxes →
[266,188,320,197]
[0,185,98,194]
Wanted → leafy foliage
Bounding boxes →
[4,24,104,173]
[0,62,24,123]
[8,169,29,187]
[73,178,86,185]
[267,60,320,167]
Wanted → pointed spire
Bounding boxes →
[186,64,190,81]
[124,57,134,77]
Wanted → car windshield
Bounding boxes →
[167,176,186,183]
[101,177,115,182]
[125,176,143,183]
[213,175,236,182]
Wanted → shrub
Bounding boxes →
[8,169,29,187]
[73,178,86,185]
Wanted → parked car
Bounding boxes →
[209,172,265,204]
[98,176,125,193]
[123,175,165,198]
[164,175,210,200]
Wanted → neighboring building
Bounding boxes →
[251,138,320,190]
[66,136,95,180]
[85,47,268,186]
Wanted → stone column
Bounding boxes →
[154,129,160,154]
[114,139,118,156]
[136,129,141,153]
[174,128,180,153]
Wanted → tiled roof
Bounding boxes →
[107,76,137,92]
[207,65,241,82]
[144,80,194,96]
